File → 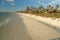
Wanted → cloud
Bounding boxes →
[38,1,45,6]
[11,3,15,5]
[2,1,5,4]
[38,1,41,4]
[6,0,14,2]
[1,0,15,6]
[47,0,60,5]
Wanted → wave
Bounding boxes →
[0,18,10,28]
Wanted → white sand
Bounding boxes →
[17,13,60,28]
[17,13,60,40]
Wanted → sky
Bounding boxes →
[0,0,60,12]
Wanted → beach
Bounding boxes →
[0,12,60,40]
[17,13,60,28]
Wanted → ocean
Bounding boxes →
[0,12,13,28]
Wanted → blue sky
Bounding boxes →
[0,0,60,12]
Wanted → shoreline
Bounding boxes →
[17,13,60,28]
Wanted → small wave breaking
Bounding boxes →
[0,18,10,28]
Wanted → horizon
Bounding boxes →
[0,0,60,12]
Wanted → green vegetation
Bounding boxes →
[19,5,60,18]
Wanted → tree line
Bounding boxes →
[17,5,60,18]
[25,5,60,13]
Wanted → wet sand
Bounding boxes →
[0,14,30,40]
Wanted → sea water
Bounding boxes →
[0,12,12,27]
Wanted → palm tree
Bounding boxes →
[47,5,53,14]
[56,5,59,13]
[26,6,31,13]
[56,5,59,9]
[30,6,36,14]
[38,5,44,13]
